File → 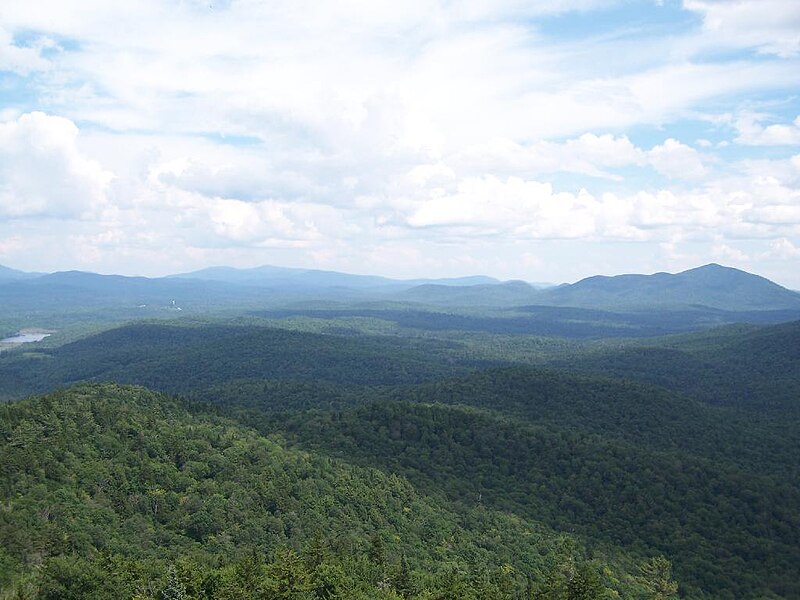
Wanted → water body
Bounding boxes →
[0,332,52,344]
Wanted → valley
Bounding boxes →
[0,263,798,598]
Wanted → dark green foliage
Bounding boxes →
[2,314,799,599]
[0,383,659,599]
[189,379,379,412]
[389,367,800,479]
[557,320,800,414]
[37,555,125,600]
[192,365,797,481]
[255,305,800,338]
[262,401,800,598]
[0,323,471,400]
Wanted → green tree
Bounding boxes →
[161,565,187,600]
[640,557,679,600]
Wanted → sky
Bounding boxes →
[0,0,799,286]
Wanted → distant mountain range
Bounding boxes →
[392,263,800,311]
[0,264,42,281]
[0,262,798,314]
[169,264,500,289]
[536,263,800,311]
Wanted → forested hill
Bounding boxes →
[0,322,476,400]
[0,383,674,599]
[0,314,798,598]
[261,401,800,599]
[384,367,800,477]
[536,263,800,310]
[553,319,800,413]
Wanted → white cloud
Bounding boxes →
[648,138,708,180]
[0,112,112,218]
[0,0,795,150]
[443,134,711,184]
[684,0,800,57]
[405,176,600,238]
[0,2,798,285]
[734,113,800,146]
[711,241,749,263]
[735,158,787,180]
[452,134,646,179]
[768,237,800,259]
[743,204,800,225]
[399,167,800,245]
[0,27,51,75]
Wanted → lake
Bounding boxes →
[0,331,52,345]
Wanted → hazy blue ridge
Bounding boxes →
[536,263,800,311]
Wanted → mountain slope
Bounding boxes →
[0,270,267,311]
[0,322,473,400]
[264,401,800,599]
[554,320,800,413]
[395,280,540,306]
[387,367,798,476]
[0,383,664,599]
[0,265,40,281]
[537,263,800,310]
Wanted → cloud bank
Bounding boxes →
[0,0,798,285]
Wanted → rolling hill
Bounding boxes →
[536,263,800,310]
[553,319,800,413]
[0,270,268,311]
[2,263,799,599]
[0,383,666,599]
[394,280,540,306]
[0,322,476,400]
[262,400,800,599]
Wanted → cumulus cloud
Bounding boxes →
[203,198,343,247]
[647,138,708,180]
[734,113,800,146]
[406,176,599,238]
[400,168,799,244]
[0,112,112,218]
[768,237,800,259]
[417,134,710,185]
[712,241,749,263]
[157,158,325,203]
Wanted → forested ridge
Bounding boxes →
[553,320,800,413]
[0,317,798,598]
[0,323,475,400]
[254,401,799,598]
[0,384,675,599]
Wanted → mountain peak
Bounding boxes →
[683,263,742,275]
[539,264,800,311]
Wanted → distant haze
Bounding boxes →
[1,262,798,317]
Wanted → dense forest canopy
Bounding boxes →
[1,264,799,599]
[0,384,677,599]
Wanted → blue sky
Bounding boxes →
[0,0,799,286]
